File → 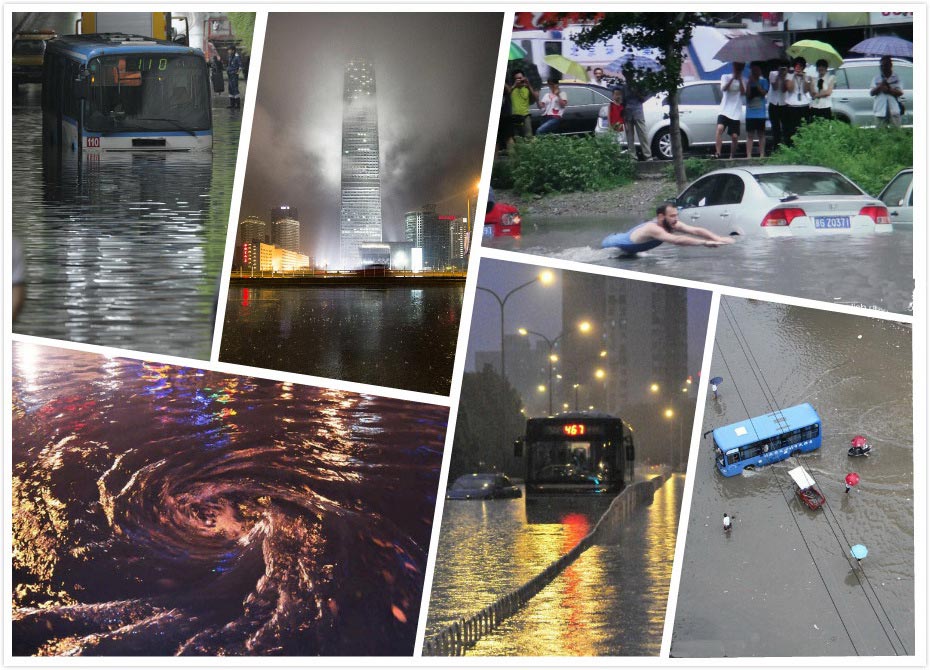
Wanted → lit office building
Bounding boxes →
[239,216,267,245]
[270,206,300,254]
[449,216,469,266]
[405,205,452,269]
[339,58,383,269]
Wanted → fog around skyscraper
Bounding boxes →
[239,13,502,264]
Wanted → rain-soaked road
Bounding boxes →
[427,474,683,656]
[11,83,242,360]
[672,298,913,657]
[485,216,913,315]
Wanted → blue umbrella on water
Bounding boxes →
[606,53,662,74]
[850,544,868,561]
[850,36,913,58]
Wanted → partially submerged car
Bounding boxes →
[484,201,522,239]
[877,168,913,229]
[673,165,892,236]
[446,473,522,500]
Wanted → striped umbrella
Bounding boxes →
[850,36,913,57]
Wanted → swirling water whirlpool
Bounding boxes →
[12,348,445,656]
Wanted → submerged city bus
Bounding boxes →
[42,34,212,152]
[712,403,822,477]
[514,412,635,496]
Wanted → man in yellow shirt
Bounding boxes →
[506,70,538,141]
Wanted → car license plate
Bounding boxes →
[483,225,494,238]
[814,216,850,229]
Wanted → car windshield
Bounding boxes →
[753,172,864,198]
[85,53,210,133]
[451,475,496,491]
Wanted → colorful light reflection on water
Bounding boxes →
[11,342,447,656]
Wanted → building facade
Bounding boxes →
[339,58,383,269]
[238,242,310,272]
[405,205,454,269]
[239,216,267,245]
[269,206,300,255]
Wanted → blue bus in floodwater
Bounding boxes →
[713,403,822,477]
[43,33,212,152]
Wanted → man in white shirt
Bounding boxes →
[768,63,788,150]
[870,56,903,128]
[589,66,606,85]
[536,76,568,135]
[715,62,745,159]
[783,56,813,145]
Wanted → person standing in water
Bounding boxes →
[723,513,732,532]
[602,203,734,255]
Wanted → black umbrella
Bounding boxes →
[714,34,785,63]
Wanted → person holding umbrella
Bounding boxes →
[810,59,836,121]
[783,56,813,145]
[870,55,903,128]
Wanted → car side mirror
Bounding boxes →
[513,438,524,458]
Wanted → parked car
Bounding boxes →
[878,168,913,229]
[812,58,913,127]
[597,80,770,160]
[12,30,56,88]
[672,165,892,236]
[484,202,521,239]
[529,82,613,136]
[446,473,522,500]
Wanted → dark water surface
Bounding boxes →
[672,299,913,657]
[11,342,447,656]
[11,85,241,359]
[220,285,464,396]
[427,474,683,655]
[486,216,913,315]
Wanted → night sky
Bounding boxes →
[240,13,503,263]
[466,258,712,378]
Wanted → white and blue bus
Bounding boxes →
[42,33,212,153]
[712,403,822,477]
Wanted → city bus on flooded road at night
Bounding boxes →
[712,403,822,477]
[514,412,635,497]
[42,34,212,153]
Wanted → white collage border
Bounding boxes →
[2,3,926,667]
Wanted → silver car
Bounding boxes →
[673,165,893,237]
[817,58,913,127]
[596,80,767,160]
[878,168,913,229]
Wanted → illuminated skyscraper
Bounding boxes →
[339,58,382,269]
[270,206,300,254]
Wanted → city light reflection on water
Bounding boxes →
[427,476,683,655]
[11,342,446,656]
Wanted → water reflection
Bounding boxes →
[11,342,446,656]
[12,86,240,359]
[672,300,913,657]
[488,216,913,314]
[221,285,464,395]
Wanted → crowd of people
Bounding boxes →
[498,55,905,160]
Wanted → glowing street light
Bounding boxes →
[519,320,594,415]
[537,384,547,393]
[594,368,606,380]
[664,408,674,419]
[600,350,608,358]
[650,383,660,394]
[578,321,592,333]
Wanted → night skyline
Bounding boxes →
[239,13,502,264]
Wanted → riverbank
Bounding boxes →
[495,174,679,220]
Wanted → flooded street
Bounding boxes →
[11,341,445,656]
[11,84,242,360]
[427,475,683,655]
[485,216,913,315]
[672,298,913,657]
[220,284,464,396]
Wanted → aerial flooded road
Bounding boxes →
[486,216,913,315]
[11,84,242,360]
[427,474,683,656]
[672,298,913,657]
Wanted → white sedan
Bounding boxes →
[672,165,893,236]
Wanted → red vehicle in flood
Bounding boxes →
[484,202,522,240]
[789,466,825,511]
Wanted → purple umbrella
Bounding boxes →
[606,53,662,73]
[713,34,785,63]
[850,36,913,58]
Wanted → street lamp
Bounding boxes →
[477,270,555,377]
[650,383,660,394]
[519,320,593,415]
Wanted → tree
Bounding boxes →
[227,13,256,54]
[571,13,706,189]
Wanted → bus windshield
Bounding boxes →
[529,440,601,484]
[85,53,209,133]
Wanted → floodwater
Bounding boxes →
[672,298,913,657]
[11,84,242,360]
[426,475,683,655]
[220,285,464,396]
[485,216,913,315]
[11,341,446,656]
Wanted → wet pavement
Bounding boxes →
[485,215,913,315]
[220,284,464,396]
[11,341,445,656]
[11,83,243,360]
[427,474,683,655]
[672,298,913,657]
